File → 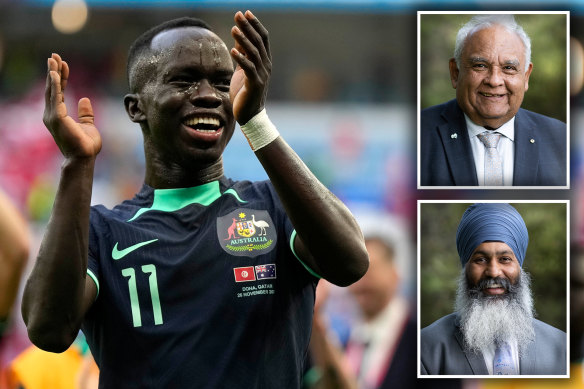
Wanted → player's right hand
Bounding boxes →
[43,53,102,159]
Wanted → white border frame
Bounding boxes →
[417,199,570,379]
[416,11,571,190]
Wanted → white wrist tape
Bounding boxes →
[240,108,280,151]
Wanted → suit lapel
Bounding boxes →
[518,319,537,374]
[439,101,478,185]
[519,341,536,375]
[454,318,489,374]
[513,109,539,186]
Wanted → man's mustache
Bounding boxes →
[468,276,517,296]
[479,276,512,291]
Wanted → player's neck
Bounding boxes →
[145,158,224,189]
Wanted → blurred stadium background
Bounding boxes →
[0,0,583,387]
[0,0,416,219]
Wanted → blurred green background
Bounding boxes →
[419,13,567,123]
[420,202,567,331]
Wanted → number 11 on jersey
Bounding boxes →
[122,264,164,327]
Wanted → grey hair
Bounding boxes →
[453,14,532,72]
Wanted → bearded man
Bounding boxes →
[420,203,566,375]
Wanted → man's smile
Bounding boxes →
[483,283,506,295]
[181,114,226,141]
[476,277,512,297]
[183,115,223,132]
[478,92,508,98]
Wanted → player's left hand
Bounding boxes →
[229,10,271,125]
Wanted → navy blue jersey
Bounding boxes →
[82,177,319,388]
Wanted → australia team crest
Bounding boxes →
[236,220,255,238]
[216,209,277,257]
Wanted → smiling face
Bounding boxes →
[349,238,399,321]
[464,241,521,296]
[134,26,236,172]
[450,25,533,129]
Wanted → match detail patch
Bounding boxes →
[234,266,256,282]
[233,264,277,283]
[255,264,276,280]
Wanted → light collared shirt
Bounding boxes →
[482,339,521,375]
[347,297,409,389]
[466,115,515,186]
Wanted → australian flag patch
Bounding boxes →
[255,264,276,280]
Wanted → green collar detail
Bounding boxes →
[128,181,246,222]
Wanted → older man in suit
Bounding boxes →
[420,203,566,375]
[420,14,566,187]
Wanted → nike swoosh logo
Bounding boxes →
[112,239,158,260]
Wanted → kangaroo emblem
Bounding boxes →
[225,218,238,240]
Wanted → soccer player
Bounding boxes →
[21,11,369,388]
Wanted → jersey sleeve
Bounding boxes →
[261,181,321,281]
[286,224,321,279]
[86,207,102,298]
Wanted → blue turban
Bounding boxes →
[456,203,528,267]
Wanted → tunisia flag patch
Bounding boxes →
[234,266,256,282]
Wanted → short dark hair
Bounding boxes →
[127,17,212,92]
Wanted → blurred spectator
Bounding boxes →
[307,212,460,389]
[344,237,411,388]
[571,243,584,363]
[0,188,29,387]
[307,280,358,389]
[4,333,98,389]
[0,188,99,389]
[0,188,29,337]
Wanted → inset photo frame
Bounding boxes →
[417,11,569,189]
[417,200,569,378]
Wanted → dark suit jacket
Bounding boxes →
[420,313,567,375]
[380,318,461,389]
[420,99,567,186]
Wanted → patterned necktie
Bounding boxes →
[478,131,503,186]
[493,341,517,375]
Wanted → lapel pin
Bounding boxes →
[530,139,535,143]
[451,133,458,139]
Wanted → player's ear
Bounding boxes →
[124,93,146,122]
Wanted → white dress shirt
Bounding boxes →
[347,297,409,389]
[466,115,515,186]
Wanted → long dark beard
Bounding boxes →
[455,268,535,355]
